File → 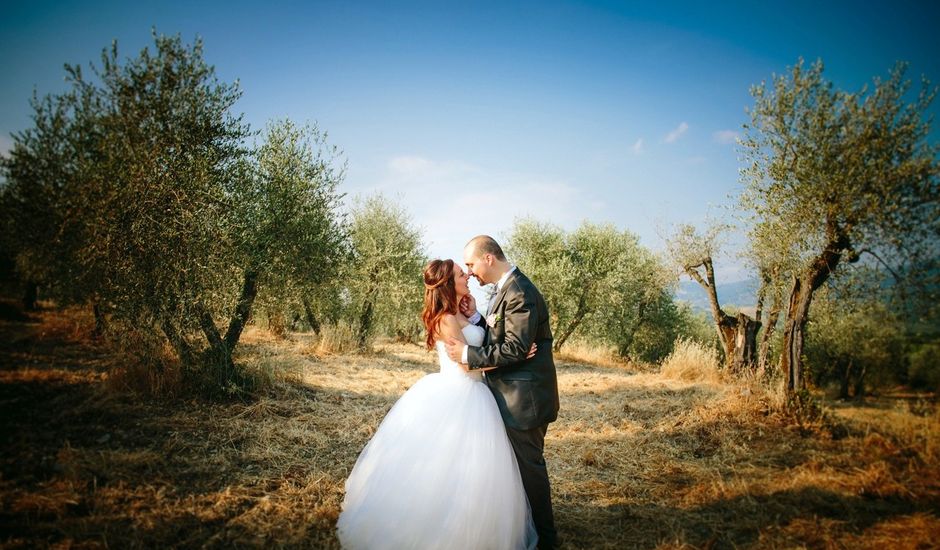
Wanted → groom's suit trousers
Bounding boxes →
[506,423,558,550]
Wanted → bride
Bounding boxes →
[336,259,538,550]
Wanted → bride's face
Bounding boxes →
[452,263,470,298]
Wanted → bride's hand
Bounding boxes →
[459,294,477,317]
[527,342,537,359]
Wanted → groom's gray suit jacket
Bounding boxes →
[467,269,560,431]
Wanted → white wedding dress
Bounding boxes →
[336,323,537,550]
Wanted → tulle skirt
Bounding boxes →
[336,372,538,550]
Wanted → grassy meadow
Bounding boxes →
[1,304,938,549]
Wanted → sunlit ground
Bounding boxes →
[1,306,937,548]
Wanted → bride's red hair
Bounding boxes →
[422,259,459,350]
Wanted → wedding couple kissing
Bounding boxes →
[337,235,561,549]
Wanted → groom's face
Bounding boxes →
[463,245,493,285]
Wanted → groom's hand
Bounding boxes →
[444,338,466,365]
[459,294,477,318]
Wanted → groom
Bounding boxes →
[445,235,560,550]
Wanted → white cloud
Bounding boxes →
[631,138,645,155]
[663,122,689,144]
[388,155,434,175]
[712,130,739,144]
[372,155,603,266]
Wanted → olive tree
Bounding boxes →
[0,85,100,313]
[666,222,761,371]
[2,33,251,360]
[596,243,680,363]
[512,221,627,352]
[506,219,677,360]
[740,59,939,406]
[0,32,349,394]
[346,194,425,348]
[201,119,348,382]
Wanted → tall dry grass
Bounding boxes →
[659,337,723,384]
[554,339,627,368]
[312,321,361,355]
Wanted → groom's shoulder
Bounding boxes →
[509,269,542,297]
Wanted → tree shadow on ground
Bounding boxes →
[0,310,400,547]
[558,486,939,549]
[0,366,368,548]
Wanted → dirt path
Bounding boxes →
[1,307,937,548]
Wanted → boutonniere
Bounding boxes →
[486,313,503,327]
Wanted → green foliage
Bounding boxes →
[238,119,349,334]
[2,32,250,329]
[506,219,679,362]
[0,81,99,305]
[741,59,939,272]
[345,194,426,348]
[604,289,683,363]
[806,283,906,398]
[0,32,349,395]
[92,33,251,334]
[907,343,940,392]
[806,266,940,395]
[236,119,348,286]
[674,303,719,351]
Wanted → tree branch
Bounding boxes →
[856,248,902,283]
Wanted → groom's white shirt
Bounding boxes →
[462,265,516,364]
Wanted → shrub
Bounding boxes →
[908,344,940,392]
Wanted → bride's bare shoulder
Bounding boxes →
[438,314,464,339]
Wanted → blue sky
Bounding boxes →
[2,0,938,285]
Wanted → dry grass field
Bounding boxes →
[1,305,938,549]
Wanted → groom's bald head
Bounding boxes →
[465,235,506,261]
[463,235,510,286]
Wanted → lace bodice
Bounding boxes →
[435,323,485,381]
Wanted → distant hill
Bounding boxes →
[676,278,759,315]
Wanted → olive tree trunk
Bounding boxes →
[357,282,378,349]
[779,229,854,403]
[554,291,589,352]
[758,289,782,373]
[184,268,260,389]
[303,298,321,335]
[685,256,759,371]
